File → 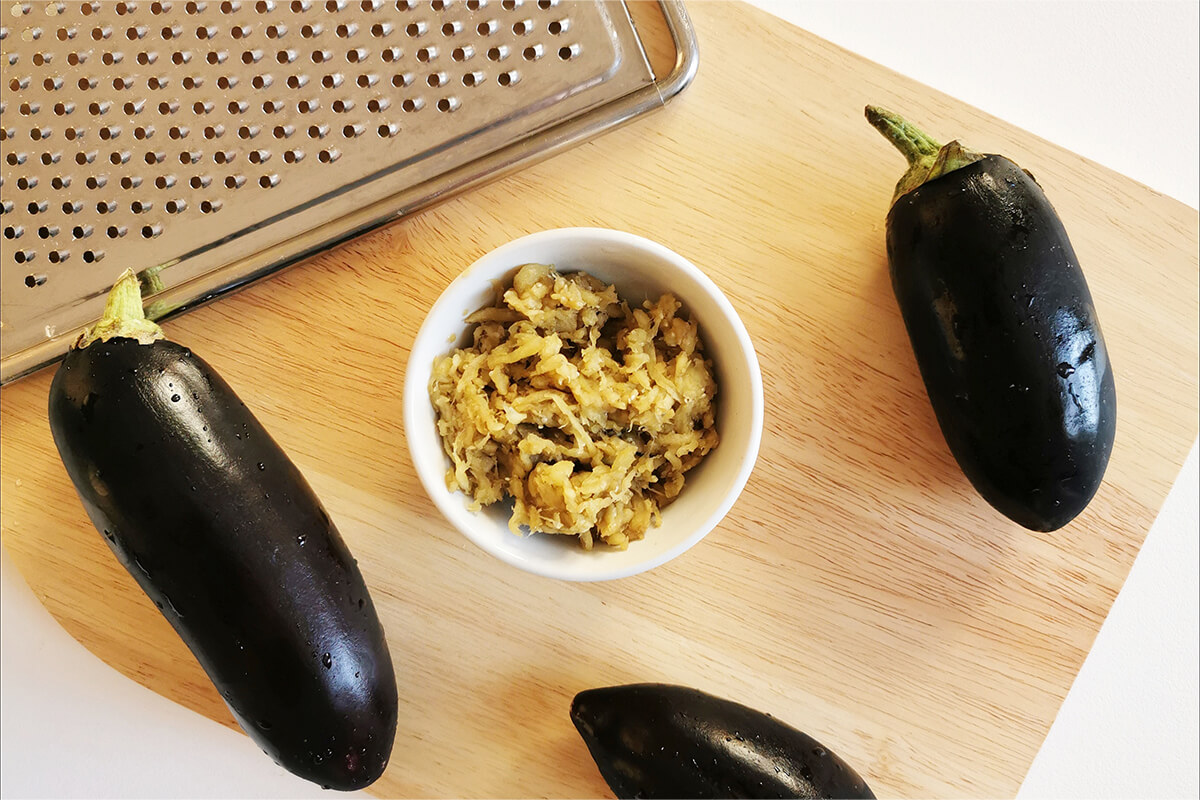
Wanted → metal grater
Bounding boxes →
[0,0,696,383]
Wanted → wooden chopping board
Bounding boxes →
[2,2,1197,797]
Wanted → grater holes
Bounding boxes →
[486,44,506,60]
[465,0,483,9]
[231,24,251,39]
[425,71,444,87]
[395,0,414,9]
[36,225,58,239]
[72,224,92,239]
[255,0,275,11]
[165,199,186,213]
[406,21,426,37]
[537,0,555,7]
[451,44,472,61]
[220,1,241,12]
[290,0,308,10]
[73,150,93,164]
[301,22,321,37]
[110,150,131,164]
[82,249,103,263]
[171,50,190,64]
[557,42,579,60]
[40,152,61,165]
[50,175,70,188]
[475,20,495,36]
[29,200,50,214]
[391,72,413,87]
[64,199,82,213]
[157,174,178,189]
[16,176,39,190]
[320,73,341,88]
[185,175,206,188]
[77,76,96,90]
[341,123,362,137]
[366,97,387,111]
[252,74,272,88]
[134,125,154,139]
[19,101,41,115]
[112,76,135,90]
[400,97,422,112]
[436,96,459,112]
[272,124,294,138]
[248,149,270,163]
[282,148,302,162]
[168,125,188,139]
[284,74,306,88]
[179,149,201,163]
[43,76,65,90]
[99,126,121,140]
[24,273,48,287]
[336,22,357,37]
[416,46,436,62]
[192,100,214,114]
[94,200,116,214]
[150,2,172,13]
[206,50,227,64]
[145,150,165,163]
[126,25,148,40]
[307,123,327,138]
[441,20,461,36]
[182,75,203,89]
[511,19,531,35]
[124,100,146,114]
[137,51,157,64]
[266,23,285,38]
[356,73,378,87]
[8,152,29,166]
[14,251,35,264]
[141,224,162,238]
[2,226,22,240]
[115,2,137,15]
[381,46,401,62]
[258,173,279,187]
[521,43,540,60]
[359,0,377,9]
[90,26,110,41]
[332,98,353,112]
[376,122,397,137]
[105,227,129,240]
[85,175,106,189]
[48,251,68,264]
[224,174,245,187]
[311,48,330,63]
[500,0,518,8]
[298,98,319,112]
[228,99,248,113]
[317,147,339,162]
[346,47,367,62]
[184,1,205,12]
[158,100,178,114]
[276,48,296,63]
[204,124,224,138]
[120,175,142,189]
[237,124,258,138]
[461,70,482,86]
[497,69,518,86]
[213,150,235,164]
[242,49,263,63]
[325,0,344,10]
[217,75,237,88]
[370,22,390,37]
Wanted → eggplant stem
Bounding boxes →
[75,268,165,349]
[865,105,985,204]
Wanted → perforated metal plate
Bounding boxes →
[0,0,696,383]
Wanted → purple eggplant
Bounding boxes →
[571,683,874,799]
[867,106,1116,531]
[47,270,397,790]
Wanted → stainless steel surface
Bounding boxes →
[0,0,697,383]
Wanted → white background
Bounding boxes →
[3,1,1197,797]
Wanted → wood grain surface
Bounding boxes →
[2,3,1197,797]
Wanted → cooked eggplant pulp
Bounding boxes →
[571,684,874,799]
[870,108,1116,531]
[49,329,397,790]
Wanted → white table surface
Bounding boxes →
[2,2,1197,797]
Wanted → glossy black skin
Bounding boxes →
[886,155,1116,531]
[571,684,874,799]
[48,337,397,791]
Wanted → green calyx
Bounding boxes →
[865,105,985,205]
[75,268,165,349]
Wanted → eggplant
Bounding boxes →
[571,683,874,799]
[47,270,397,790]
[866,106,1116,531]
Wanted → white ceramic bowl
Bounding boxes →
[403,228,763,581]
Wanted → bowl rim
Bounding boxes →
[402,226,764,581]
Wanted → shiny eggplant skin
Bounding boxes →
[887,155,1116,531]
[48,337,397,790]
[571,684,874,799]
